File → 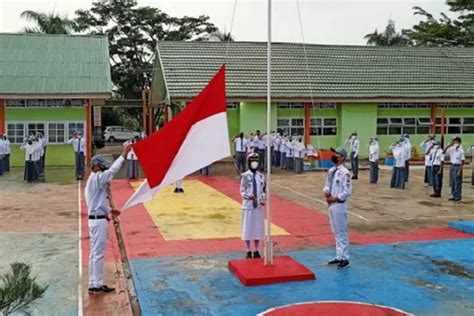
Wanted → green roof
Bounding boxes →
[0,33,112,97]
[154,41,474,102]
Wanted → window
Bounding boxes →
[277,102,304,109]
[310,103,337,109]
[68,122,85,137]
[377,117,432,135]
[6,99,86,107]
[27,123,45,138]
[378,103,431,109]
[277,118,304,136]
[227,102,239,109]
[48,123,65,143]
[7,123,25,143]
[309,117,337,136]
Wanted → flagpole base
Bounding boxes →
[264,238,274,266]
[228,255,316,286]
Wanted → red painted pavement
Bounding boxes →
[92,176,472,260]
[260,302,409,316]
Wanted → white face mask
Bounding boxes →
[250,161,259,170]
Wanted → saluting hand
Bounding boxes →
[111,209,121,217]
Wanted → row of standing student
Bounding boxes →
[232,131,317,174]
[0,134,11,176]
[19,134,47,183]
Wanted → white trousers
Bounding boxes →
[88,219,108,288]
[175,179,183,189]
[328,203,350,260]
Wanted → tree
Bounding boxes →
[74,0,218,127]
[20,10,78,34]
[208,30,235,42]
[405,1,474,47]
[0,263,48,315]
[364,19,411,46]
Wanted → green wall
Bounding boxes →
[240,102,277,134]
[338,103,377,157]
[6,107,86,121]
[227,109,240,138]
[10,144,75,167]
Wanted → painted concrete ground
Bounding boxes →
[90,176,474,315]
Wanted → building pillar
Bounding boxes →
[304,102,310,145]
[0,99,5,134]
[86,99,92,169]
[431,103,436,134]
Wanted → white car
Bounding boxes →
[104,126,140,143]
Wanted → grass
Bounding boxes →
[1,167,76,185]
[10,145,75,167]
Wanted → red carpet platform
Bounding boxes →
[228,255,316,286]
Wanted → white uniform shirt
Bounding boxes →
[323,164,352,203]
[369,142,379,162]
[4,138,11,154]
[430,147,444,166]
[403,140,412,160]
[273,136,281,150]
[34,141,42,161]
[306,144,317,157]
[446,145,465,165]
[68,137,86,153]
[295,142,306,158]
[391,144,405,167]
[240,170,265,209]
[0,139,4,156]
[256,135,265,150]
[85,156,125,216]
[234,137,248,153]
[346,137,360,157]
[421,140,435,166]
[20,143,36,161]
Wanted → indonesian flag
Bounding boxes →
[122,65,230,210]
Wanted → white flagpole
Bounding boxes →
[264,0,273,266]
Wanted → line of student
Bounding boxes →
[0,134,11,176]
[19,134,47,183]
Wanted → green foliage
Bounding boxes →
[20,11,78,34]
[364,19,412,46]
[406,1,474,47]
[0,263,48,315]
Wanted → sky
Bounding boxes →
[0,0,453,45]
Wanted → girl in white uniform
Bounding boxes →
[240,153,265,259]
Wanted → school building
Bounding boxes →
[151,41,474,158]
[0,33,112,166]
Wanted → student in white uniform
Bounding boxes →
[21,137,37,183]
[444,137,465,202]
[323,147,352,269]
[232,132,248,173]
[402,134,412,182]
[390,139,405,189]
[240,153,265,259]
[256,130,266,171]
[345,132,360,179]
[368,137,379,184]
[280,136,288,169]
[174,179,184,193]
[124,136,140,179]
[421,135,436,186]
[36,133,46,175]
[34,135,44,181]
[273,133,281,167]
[247,133,255,154]
[285,136,294,170]
[428,140,444,198]
[294,138,305,174]
[0,136,4,176]
[3,134,10,173]
[85,145,131,293]
[68,131,86,180]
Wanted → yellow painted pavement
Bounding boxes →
[131,180,288,241]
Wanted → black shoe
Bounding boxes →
[448,198,455,201]
[253,251,261,259]
[88,287,99,293]
[352,176,358,180]
[431,194,441,198]
[327,259,342,265]
[246,251,252,259]
[454,198,461,202]
[174,188,179,193]
[97,285,115,293]
[337,260,351,269]
[179,188,184,193]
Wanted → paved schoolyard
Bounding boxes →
[101,175,474,315]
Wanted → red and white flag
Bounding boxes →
[122,65,230,210]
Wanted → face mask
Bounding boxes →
[250,161,259,170]
[331,155,339,164]
[28,141,32,145]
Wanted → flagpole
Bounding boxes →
[264,0,273,266]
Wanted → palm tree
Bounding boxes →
[20,10,78,34]
[364,19,411,46]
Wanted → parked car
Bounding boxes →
[104,126,140,143]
